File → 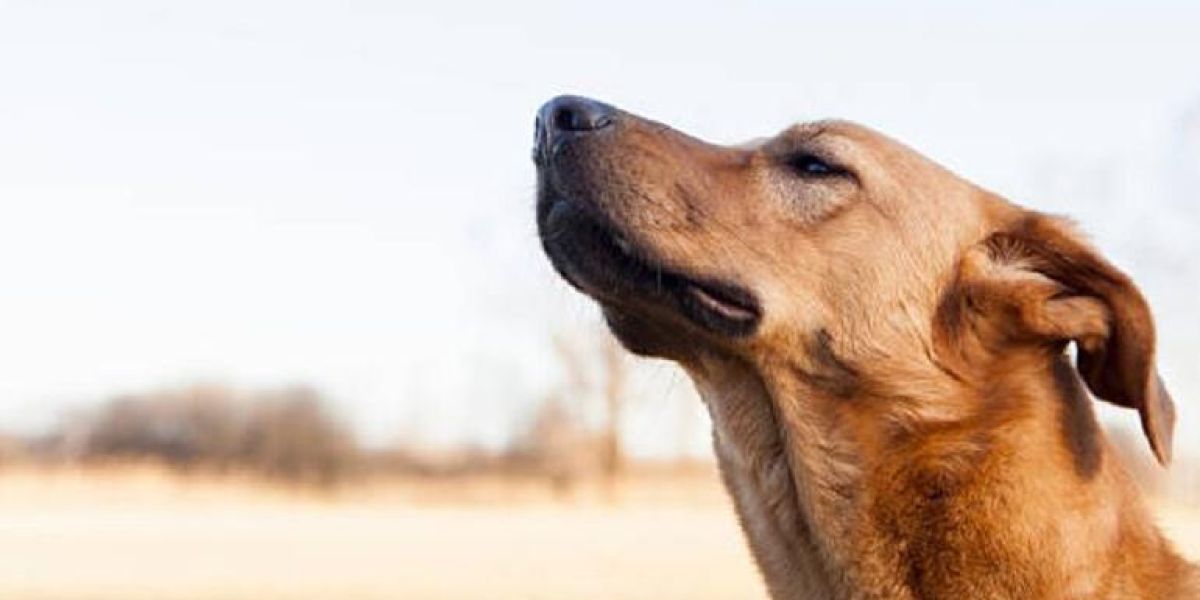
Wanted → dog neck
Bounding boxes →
[688,350,1196,600]
[689,352,870,599]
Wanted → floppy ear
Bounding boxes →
[955,213,1176,465]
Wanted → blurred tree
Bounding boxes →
[239,386,358,488]
[520,394,589,495]
[550,328,630,497]
[598,335,627,487]
[0,431,23,468]
[59,384,357,488]
[80,385,242,471]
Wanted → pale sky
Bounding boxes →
[1,1,1198,457]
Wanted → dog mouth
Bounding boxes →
[538,195,762,337]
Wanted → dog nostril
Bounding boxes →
[540,96,616,133]
[554,105,603,131]
[554,106,578,131]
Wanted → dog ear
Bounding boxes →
[952,212,1175,465]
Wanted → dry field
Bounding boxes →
[0,467,1195,600]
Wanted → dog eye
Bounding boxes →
[787,153,842,177]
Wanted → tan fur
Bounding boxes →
[534,99,1198,599]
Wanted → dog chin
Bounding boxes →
[601,305,696,359]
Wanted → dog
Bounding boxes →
[533,95,1198,599]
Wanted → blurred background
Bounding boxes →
[1,1,1198,598]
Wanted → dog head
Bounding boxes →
[534,95,1174,464]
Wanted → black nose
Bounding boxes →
[533,95,616,161]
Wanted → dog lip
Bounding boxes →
[537,193,762,337]
[685,283,760,324]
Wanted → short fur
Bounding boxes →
[534,97,1197,599]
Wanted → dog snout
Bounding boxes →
[533,95,616,162]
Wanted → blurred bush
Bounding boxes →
[239,387,358,487]
[37,384,358,488]
[0,431,25,467]
[508,396,601,494]
[3,376,1197,503]
[75,385,244,471]
[0,328,664,497]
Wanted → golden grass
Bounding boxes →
[0,466,1194,599]
[0,466,763,600]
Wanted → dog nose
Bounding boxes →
[533,95,616,161]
